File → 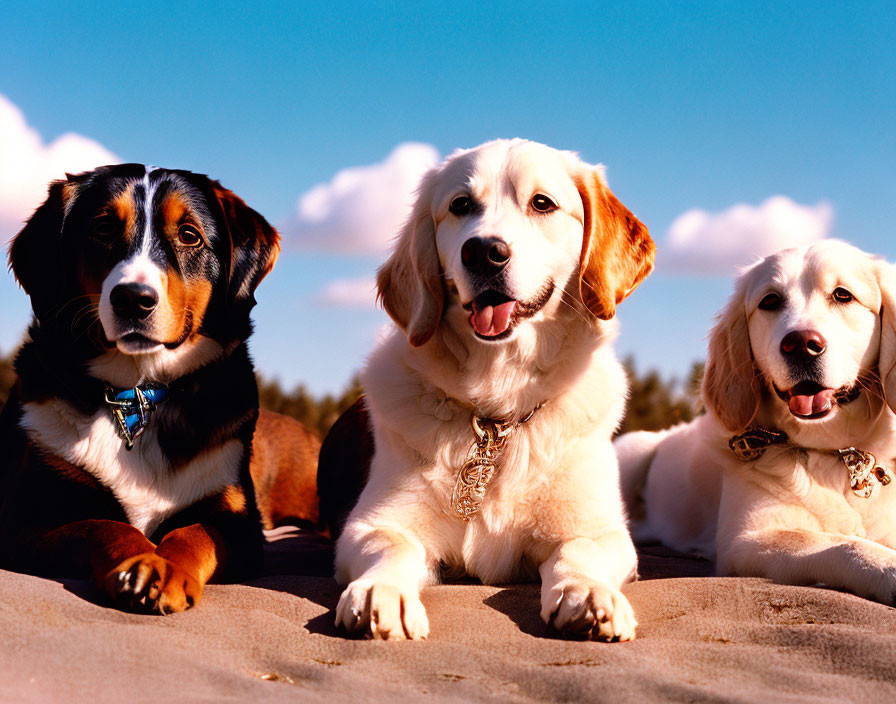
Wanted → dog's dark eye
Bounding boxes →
[177,225,203,248]
[832,287,854,303]
[449,196,473,216]
[758,292,782,311]
[92,216,120,241]
[530,194,557,213]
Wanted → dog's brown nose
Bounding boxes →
[461,237,510,276]
[780,329,827,359]
[110,283,158,320]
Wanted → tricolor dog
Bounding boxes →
[617,241,896,604]
[0,164,279,614]
[332,139,655,641]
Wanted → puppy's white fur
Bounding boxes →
[21,400,242,535]
[335,139,655,640]
[87,337,227,389]
[617,240,896,603]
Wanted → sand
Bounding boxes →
[1,528,894,703]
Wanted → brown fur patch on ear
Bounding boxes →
[576,169,655,320]
[377,171,444,347]
[875,261,896,414]
[701,283,762,432]
[212,185,281,303]
[62,182,80,216]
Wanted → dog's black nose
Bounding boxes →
[780,329,827,360]
[461,237,511,276]
[110,283,159,320]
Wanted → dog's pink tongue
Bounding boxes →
[789,389,835,416]
[470,300,516,337]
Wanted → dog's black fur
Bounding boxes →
[0,165,280,613]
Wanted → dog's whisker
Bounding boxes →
[556,292,592,326]
[71,303,100,328]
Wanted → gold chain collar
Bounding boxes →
[729,428,894,499]
[450,403,545,521]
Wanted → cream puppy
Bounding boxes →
[617,241,896,603]
[334,139,655,641]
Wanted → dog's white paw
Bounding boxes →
[335,579,429,640]
[541,579,637,642]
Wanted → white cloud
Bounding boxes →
[660,196,834,275]
[0,94,119,241]
[314,276,378,308]
[281,142,440,254]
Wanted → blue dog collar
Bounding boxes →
[104,383,169,450]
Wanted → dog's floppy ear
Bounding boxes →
[377,170,444,347]
[701,275,762,432]
[875,261,896,413]
[576,166,655,320]
[8,177,80,321]
[213,184,281,314]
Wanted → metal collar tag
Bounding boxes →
[104,383,169,450]
[450,403,544,521]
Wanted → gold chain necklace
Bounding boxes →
[450,404,543,521]
[729,428,893,499]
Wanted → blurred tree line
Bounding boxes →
[617,357,703,435]
[257,373,364,438]
[0,350,703,439]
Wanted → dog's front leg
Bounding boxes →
[539,533,638,641]
[8,507,214,614]
[102,524,223,615]
[720,528,896,604]
[33,519,155,580]
[125,489,265,615]
[335,524,431,640]
[32,518,189,611]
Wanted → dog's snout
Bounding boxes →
[780,329,827,360]
[461,237,511,276]
[110,283,159,320]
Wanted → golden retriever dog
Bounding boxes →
[617,240,896,603]
[333,139,655,641]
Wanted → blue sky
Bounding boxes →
[1,1,894,394]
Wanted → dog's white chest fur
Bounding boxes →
[21,400,241,536]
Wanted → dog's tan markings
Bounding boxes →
[251,408,321,529]
[154,267,211,344]
[576,171,655,320]
[154,267,179,341]
[161,191,187,230]
[177,275,212,341]
[220,486,247,514]
[184,278,213,331]
[376,171,444,346]
[110,189,138,246]
[61,181,80,216]
[150,191,213,342]
[213,185,281,292]
[702,282,763,432]
[71,188,139,302]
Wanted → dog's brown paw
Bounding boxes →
[104,553,202,615]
